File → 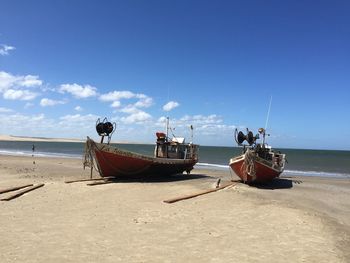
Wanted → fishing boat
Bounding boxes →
[229,128,286,183]
[84,118,199,178]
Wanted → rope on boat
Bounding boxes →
[83,138,102,177]
[240,148,256,182]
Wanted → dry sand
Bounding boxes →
[0,155,349,262]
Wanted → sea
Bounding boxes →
[0,140,349,179]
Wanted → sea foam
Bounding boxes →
[196,162,350,179]
[0,149,80,159]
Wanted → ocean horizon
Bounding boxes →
[0,140,349,179]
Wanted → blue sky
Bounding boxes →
[0,0,349,150]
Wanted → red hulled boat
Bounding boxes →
[229,128,286,184]
[84,118,199,178]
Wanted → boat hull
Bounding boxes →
[229,155,283,183]
[86,139,198,178]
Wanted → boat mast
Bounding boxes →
[165,116,170,158]
[190,125,193,144]
[263,96,272,145]
[166,117,169,141]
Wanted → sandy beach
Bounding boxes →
[0,155,349,262]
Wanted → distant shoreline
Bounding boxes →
[0,134,148,145]
[0,134,84,143]
[0,135,84,142]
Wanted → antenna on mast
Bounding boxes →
[261,96,272,145]
[190,125,193,143]
[264,96,273,130]
[166,117,169,141]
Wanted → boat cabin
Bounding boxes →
[254,143,286,170]
[154,132,198,160]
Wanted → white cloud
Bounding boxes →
[58,113,99,132]
[99,90,154,124]
[118,104,152,124]
[59,113,98,122]
[74,106,83,111]
[99,90,153,108]
[40,98,66,107]
[0,112,98,139]
[99,91,135,101]
[111,101,121,108]
[19,75,43,87]
[119,105,139,114]
[0,71,42,92]
[0,71,42,101]
[163,101,179,112]
[0,107,13,113]
[157,116,168,123]
[0,110,237,145]
[58,114,100,132]
[134,96,153,108]
[3,89,39,100]
[0,71,14,92]
[155,114,235,137]
[0,113,54,136]
[0,44,15,56]
[195,124,236,136]
[180,114,222,124]
[59,83,97,98]
[120,111,152,124]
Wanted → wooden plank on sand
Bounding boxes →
[163,182,236,204]
[0,184,34,194]
[64,178,106,184]
[0,184,45,201]
[86,180,115,186]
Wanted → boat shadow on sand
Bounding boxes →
[247,177,299,190]
[102,173,214,184]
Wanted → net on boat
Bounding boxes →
[240,148,256,182]
[83,138,102,177]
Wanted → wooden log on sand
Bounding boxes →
[0,184,34,194]
[64,178,106,184]
[163,182,237,204]
[0,184,45,201]
[86,180,115,186]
